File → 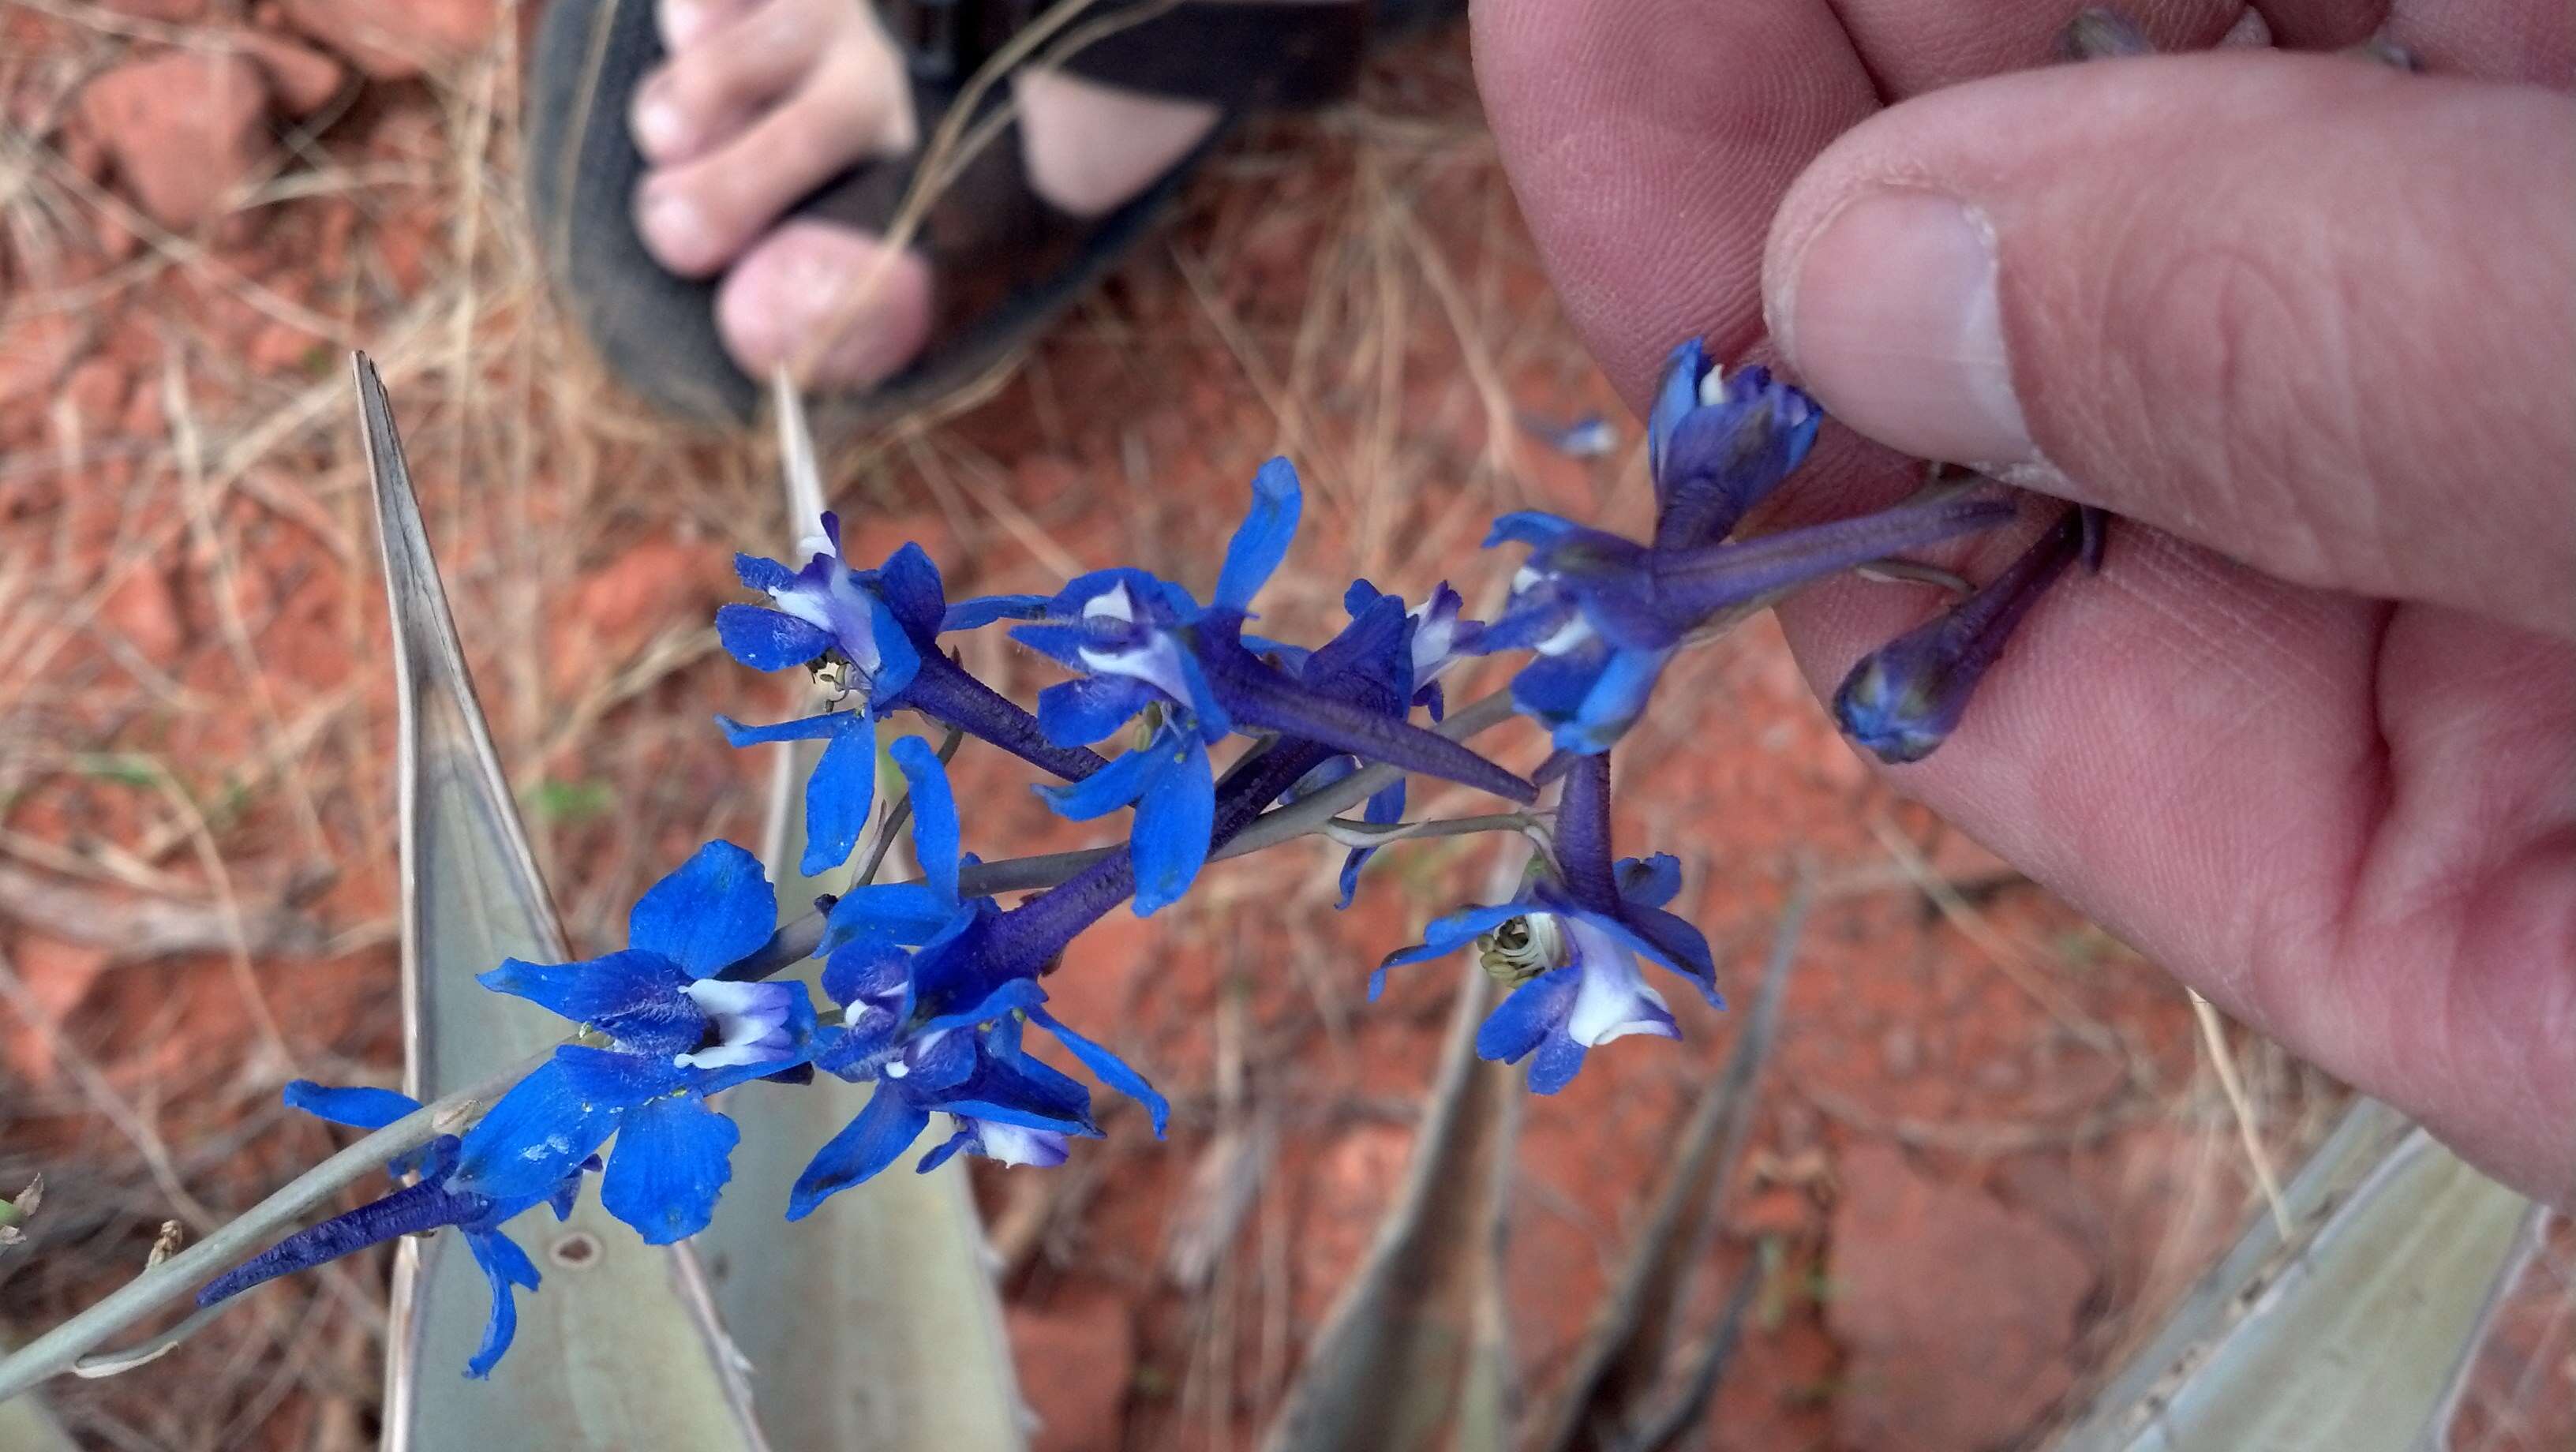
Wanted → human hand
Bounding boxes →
[1473,1,2574,1205]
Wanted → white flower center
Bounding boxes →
[673,979,796,1070]
[1563,919,1676,1046]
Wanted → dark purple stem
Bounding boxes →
[1198,642,1536,805]
[983,739,1338,979]
[1653,494,2016,619]
[898,651,1106,782]
[1552,753,1621,913]
[197,1177,486,1307]
[1926,508,2085,673]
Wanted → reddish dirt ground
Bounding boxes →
[1,6,2566,1451]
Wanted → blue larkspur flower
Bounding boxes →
[1012,458,1530,914]
[1476,344,2015,754]
[788,739,1168,1216]
[197,1082,593,1378]
[1836,507,2084,764]
[1373,755,1720,1092]
[447,841,814,1244]
[1278,578,1488,908]
[717,514,1100,874]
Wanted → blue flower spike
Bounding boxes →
[1476,354,2015,756]
[449,841,814,1245]
[1836,507,2085,765]
[719,519,1103,872]
[788,745,1170,1219]
[196,1082,593,1379]
[1374,754,1720,1093]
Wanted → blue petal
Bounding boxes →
[283,1080,420,1132]
[1212,457,1303,610]
[1476,966,1578,1065]
[450,1059,621,1204]
[829,881,965,947]
[1615,854,1683,909]
[788,1087,931,1219]
[1482,511,1586,551]
[1007,620,1093,670]
[888,735,961,908]
[477,949,688,1028]
[1525,1030,1591,1095]
[600,1091,739,1244]
[550,1042,688,1108]
[1035,737,1158,821]
[462,1229,541,1379]
[1559,646,1672,754]
[867,590,923,700]
[1334,779,1406,911]
[940,593,1051,632]
[1614,903,1723,1005]
[1371,901,1526,996]
[716,709,866,747]
[1035,675,1153,746]
[716,604,833,672]
[918,978,1044,1037]
[734,552,799,593]
[1646,338,1705,485]
[874,543,945,642]
[1129,732,1213,916]
[821,931,912,1010]
[627,840,777,979]
[1029,1007,1169,1136]
[798,722,878,877]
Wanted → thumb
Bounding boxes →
[1762,52,2576,636]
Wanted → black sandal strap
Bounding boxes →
[881,0,1368,110]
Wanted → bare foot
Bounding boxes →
[627,0,1221,387]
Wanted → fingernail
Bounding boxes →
[636,186,713,272]
[631,86,688,159]
[1773,189,2035,468]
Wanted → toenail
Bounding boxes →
[638,187,714,268]
[661,0,714,49]
[633,89,689,158]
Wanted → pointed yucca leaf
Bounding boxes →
[358,355,765,1450]
[1530,881,1808,1452]
[686,372,1026,1450]
[0,1342,77,1452]
[1260,934,1521,1452]
[2046,1100,2539,1452]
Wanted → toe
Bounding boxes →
[635,17,912,276]
[715,219,934,389]
[633,0,836,164]
[657,0,754,49]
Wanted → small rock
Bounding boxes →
[5,934,113,1084]
[1827,1143,2093,1452]
[102,561,189,668]
[276,0,496,80]
[79,52,271,231]
[0,313,78,408]
[1009,1290,1133,1452]
[62,360,129,426]
[237,32,346,118]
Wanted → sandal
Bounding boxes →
[528,0,1436,425]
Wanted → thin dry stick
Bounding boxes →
[2188,989,2293,1238]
